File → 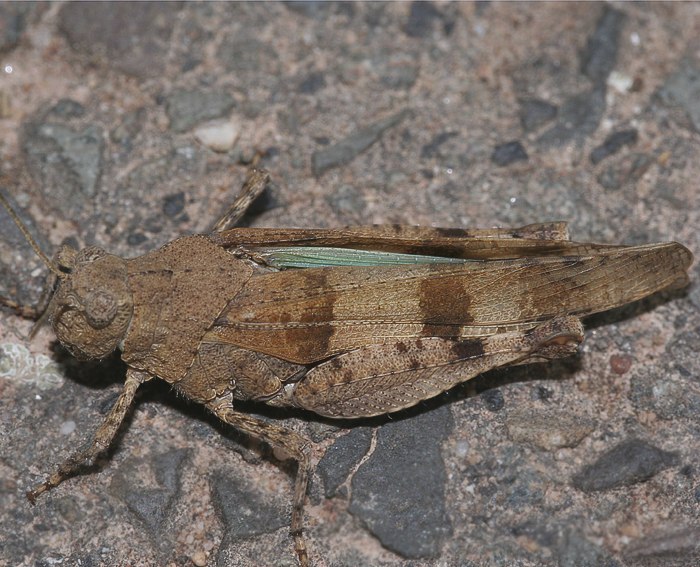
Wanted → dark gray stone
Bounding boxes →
[48,99,86,119]
[652,181,691,212]
[165,88,236,133]
[0,2,34,54]
[364,4,389,28]
[324,184,367,218]
[572,439,678,492]
[556,529,620,567]
[298,71,326,95]
[491,141,528,166]
[22,121,104,217]
[211,472,288,539]
[518,99,559,132]
[519,98,558,132]
[58,2,184,79]
[153,447,189,493]
[162,192,186,218]
[348,406,453,558]
[504,468,546,509]
[126,232,148,246]
[481,388,505,412]
[312,109,410,176]
[580,6,625,84]
[533,386,553,401]
[123,487,172,535]
[283,1,337,19]
[404,1,443,38]
[659,58,700,134]
[538,87,607,146]
[421,131,459,159]
[623,526,700,567]
[316,427,372,497]
[113,449,189,536]
[596,152,652,191]
[590,129,638,164]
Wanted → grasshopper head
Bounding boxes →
[50,245,133,360]
[0,192,133,360]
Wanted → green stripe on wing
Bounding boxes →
[255,246,472,269]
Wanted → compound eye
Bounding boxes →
[75,246,108,265]
[84,290,118,329]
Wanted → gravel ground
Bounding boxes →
[0,3,699,567]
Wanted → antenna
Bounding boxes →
[0,192,64,278]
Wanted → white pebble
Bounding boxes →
[607,71,633,94]
[194,119,241,153]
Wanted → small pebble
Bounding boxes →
[608,71,634,93]
[191,551,207,567]
[194,119,240,153]
[610,353,633,375]
[491,140,528,166]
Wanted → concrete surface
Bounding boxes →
[1,3,699,566]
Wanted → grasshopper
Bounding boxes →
[0,168,693,565]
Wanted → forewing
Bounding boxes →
[210,223,626,260]
[205,241,692,364]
